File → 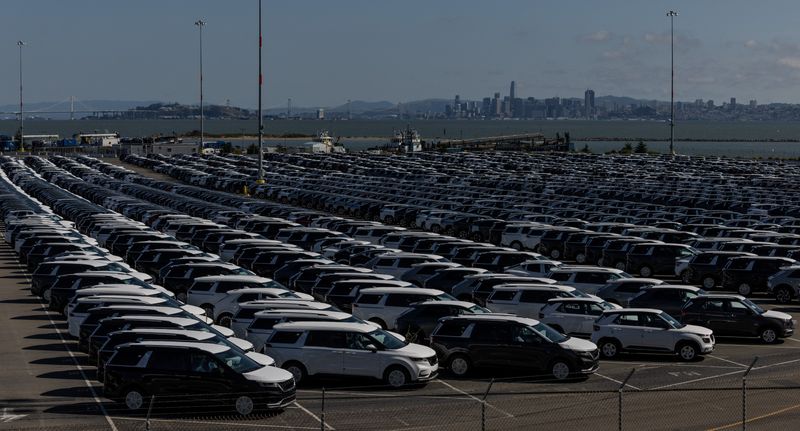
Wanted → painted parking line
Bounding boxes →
[706,355,748,368]
[11,256,119,431]
[297,388,473,401]
[293,401,334,430]
[705,401,800,431]
[593,372,642,391]
[432,379,514,418]
[112,416,321,429]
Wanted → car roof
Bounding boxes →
[441,314,541,326]
[109,328,215,340]
[76,287,158,295]
[607,278,663,284]
[239,300,331,309]
[253,310,351,319]
[694,293,747,300]
[493,283,571,291]
[359,287,443,295]
[272,321,375,332]
[125,340,229,354]
[102,315,198,325]
[552,266,624,273]
[414,300,478,308]
[546,297,605,303]
[193,275,272,283]
[601,308,664,314]
[645,285,702,291]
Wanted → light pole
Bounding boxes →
[667,10,678,156]
[195,19,206,154]
[256,0,265,184]
[17,41,25,152]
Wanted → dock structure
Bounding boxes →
[429,132,569,152]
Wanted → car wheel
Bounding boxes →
[384,366,410,388]
[702,276,717,290]
[510,241,523,251]
[575,253,587,264]
[639,266,653,278]
[42,289,52,303]
[760,327,779,344]
[599,339,620,359]
[176,292,187,303]
[217,313,233,328]
[448,354,471,377]
[775,286,793,304]
[368,318,387,329]
[123,387,146,412]
[550,360,571,381]
[677,342,698,361]
[737,283,752,296]
[550,249,561,260]
[283,362,307,385]
[235,395,254,416]
[614,261,626,271]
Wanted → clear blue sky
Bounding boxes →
[4,0,800,108]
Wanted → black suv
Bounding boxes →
[682,251,754,289]
[628,285,705,317]
[625,243,698,278]
[721,256,796,296]
[394,301,490,344]
[680,294,794,343]
[103,341,295,414]
[430,315,599,380]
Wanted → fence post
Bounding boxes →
[320,387,326,431]
[618,369,635,431]
[145,395,155,431]
[481,378,494,431]
[742,357,758,431]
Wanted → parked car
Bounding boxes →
[430,314,599,380]
[102,341,295,414]
[680,294,794,343]
[721,256,796,296]
[627,285,706,317]
[538,297,621,337]
[591,308,714,361]
[766,265,800,304]
[678,251,756,289]
[265,321,438,387]
[547,267,631,295]
[595,278,664,306]
[351,287,456,329]
[394,301,490,344]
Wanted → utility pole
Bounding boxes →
[287,98,292,118]
[195,19,206,154]
[667,10,678,156]
[256,0,265,184]
[17,41,25,152]
[70,96,75,120]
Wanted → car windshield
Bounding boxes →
[569,289,591,298]
[742,298,765,314]
[436,293,457,301]
[660,312,684,329]
[234,268,256,275]
[468,305,491,314]
[214,348,262,373]
[278,291,299,298]
[104,263,129,272]
[368,329,407,349]
[599,302,617,310]
[262,280,288,290]
[532,322,568,343]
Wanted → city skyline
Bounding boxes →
[7,1,800,108]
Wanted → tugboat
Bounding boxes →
[306,130,346,153]
[390,126,422,152]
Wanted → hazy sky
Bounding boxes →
[4,0,800,108]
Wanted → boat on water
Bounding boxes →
[304,131,346,153]
[391,126,422,152]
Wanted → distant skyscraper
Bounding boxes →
[508,81,516,117]
[493,92,501,116]
[730,97,737,110]
[584,89,595,119]
[749,99,757,108]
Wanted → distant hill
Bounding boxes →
[329,100,394,113]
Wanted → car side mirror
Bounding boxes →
[365,344,378,352]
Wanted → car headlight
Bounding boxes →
[259,382,280,388]
[702,337,711,343]
[412,357,428,363]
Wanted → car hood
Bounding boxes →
[295,292,315,301]
[245,351,276,366]
[683,324,713,336]
[242,365,294,384]
[212,324,235,337]
[395,342,436,358]
[181,304,206,317]
[229,337,255,352]
[559,337,597,353]
[763,309,793,321]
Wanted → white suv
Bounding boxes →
[351,287,455,329]
[266,321,438,388]
[210,288,314,326]
[548,266,631,295]
[486,284,594,318]
[538,297,620,337]
[591,308,714,361]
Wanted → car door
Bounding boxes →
[583,303,607,335]
[509,324,553,370]
[548,302,585,335]
[341,332,381,378]
[639,313,675,351]
[468,322,512,367]
[609,313,644,349]
[185,350,235,395]
[301,330,346,376]
[144,349,190,395]
[726,299,759,336]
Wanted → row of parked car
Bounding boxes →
[6,151,798,408]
